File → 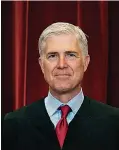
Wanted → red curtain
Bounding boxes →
[2,1,119,114]
[12,1,29,109]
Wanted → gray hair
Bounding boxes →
[38,22,88,56]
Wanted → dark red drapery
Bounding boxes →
[2,1,119,114]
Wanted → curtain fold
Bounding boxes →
[12,1,29,109]
[77,1,82,26]
[99,1,108,102]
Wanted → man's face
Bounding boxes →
[39,34,90,94]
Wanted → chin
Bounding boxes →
[53,85,73,94]
[51,81,81,94]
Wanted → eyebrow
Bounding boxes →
[65,51,78,54]
[47,52,58,55]
[47,51,78,55]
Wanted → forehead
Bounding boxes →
[44,34,80,53]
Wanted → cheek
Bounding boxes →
[69,60,84,71]
[71,62,85,78]
[43,62,55,78]
[43,66,51,76]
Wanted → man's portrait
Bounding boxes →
[2,1,119,150]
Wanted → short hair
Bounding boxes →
[38,22,88,56]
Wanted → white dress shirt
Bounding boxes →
[45,89,84,128]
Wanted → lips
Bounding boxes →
[54,74,71,79]
[55,74,70,76]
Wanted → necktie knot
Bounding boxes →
[60,105,70,118]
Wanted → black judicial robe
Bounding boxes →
[3,96,119,150]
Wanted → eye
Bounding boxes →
[47,53,58,60]
[66,53,77,58]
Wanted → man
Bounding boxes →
[3,22,119,150]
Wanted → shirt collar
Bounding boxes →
[45,89,84,117]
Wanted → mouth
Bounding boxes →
[54,74,71,79]
[55,74,70,76]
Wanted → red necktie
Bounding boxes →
[55,105,70,148]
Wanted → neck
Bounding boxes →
[49,87,82,103]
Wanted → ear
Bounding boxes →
[83,55,90,72]
[38,57,44,74]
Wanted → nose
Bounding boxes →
[58,55,68,69]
